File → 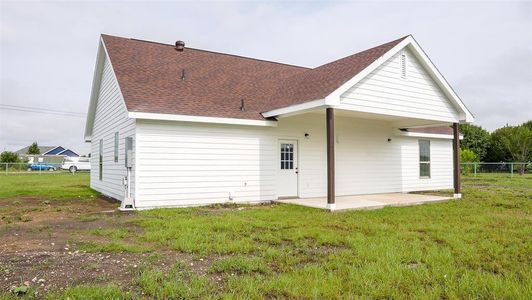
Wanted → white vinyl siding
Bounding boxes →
[134,114,453,208]
[339,48,460,123]
[90,55,136,201]
[401,138,453,191]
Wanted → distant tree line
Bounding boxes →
[459,120,532,173]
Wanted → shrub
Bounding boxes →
[460,148,479,175]
[0,151,20,163]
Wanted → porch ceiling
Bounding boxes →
[275,193,453,212]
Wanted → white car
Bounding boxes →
[61,157,91,173]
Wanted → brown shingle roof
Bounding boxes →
[102,34,407,120]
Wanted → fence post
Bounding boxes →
[510,163,513,177]
[5,163,7,176]
[474,163,477,176]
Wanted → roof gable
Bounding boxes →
[15,146,57,155]
[44,146,65,155]
[263,36,474,123]
[266,36,408,111]
[338,47,462,123]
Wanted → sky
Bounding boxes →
[1,0,531,154]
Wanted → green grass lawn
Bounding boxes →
[1,173,531,299]
[0,173,97,200]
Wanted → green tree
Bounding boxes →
[0,151,20,163]
[460,148,480,175]
[27,142,40,154]
[459,124,490,161]
[490,125,532,175]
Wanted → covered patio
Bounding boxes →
[275,192,454,211]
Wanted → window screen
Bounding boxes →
[99,139,103,180]
[114,132,119,162]
[419,140,430,178]
[280,143,294,170]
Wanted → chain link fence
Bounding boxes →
[461,162,532,176]
[0,162,90,175]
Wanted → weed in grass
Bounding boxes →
[209,255,269,275]
[32,260,52,271]
[82,263,99,271]
[76,214,101,222]
[75,240,151,253]
[89,227,132,239]
[44,284,130,300]
[142,253,162,265]
[136,262,215,299]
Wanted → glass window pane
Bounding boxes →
[280,143,295,170]
[419,140,430,162]
[420,163,430,177]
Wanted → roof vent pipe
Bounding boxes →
[175,41,185,51]
[240,99,246,112]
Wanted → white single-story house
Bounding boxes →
[84,34,473,210]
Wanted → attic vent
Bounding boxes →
[400,52,407,79]
[175,40,185,51]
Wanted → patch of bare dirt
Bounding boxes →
[0,196,230,297]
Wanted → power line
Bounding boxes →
[0,104,87,118]
[0,104,86,115]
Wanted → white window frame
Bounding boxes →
[419,139,430,179]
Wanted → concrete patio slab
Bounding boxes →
[274,193,453,211]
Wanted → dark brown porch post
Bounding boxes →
[452,123,461,198]
[326,108,336,209]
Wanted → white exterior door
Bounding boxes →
[278,140,298,198]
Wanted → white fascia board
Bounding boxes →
[129,112,278,127]
[42,146,63,155]
[84,37,106,142]
[326,36,474,123]
[396,131,463,140]
[84,36,130,142]
[325,38,412,105]
[57,149,78,156]
[261,98,326,118]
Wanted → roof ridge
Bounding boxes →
[103,34,311,70]
[312,35,410,70]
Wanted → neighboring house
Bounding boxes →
[15,145,79,157]
[84,34,473,210]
